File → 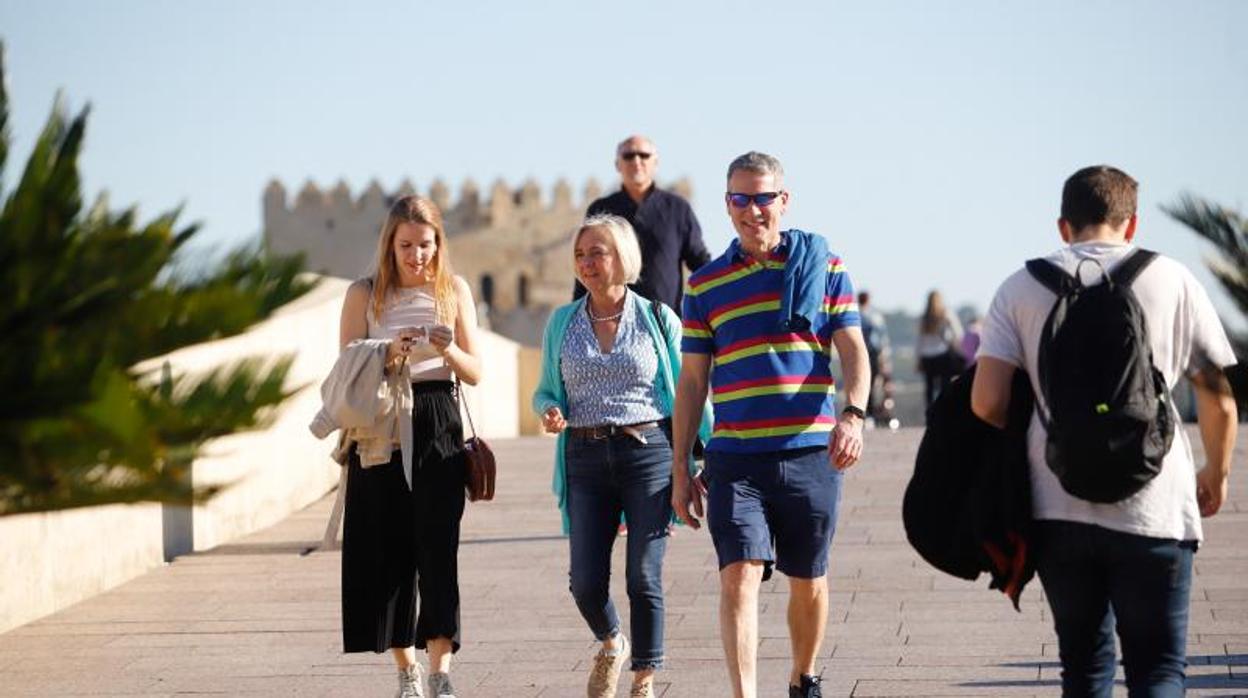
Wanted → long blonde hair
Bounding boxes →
[370,195,458,325]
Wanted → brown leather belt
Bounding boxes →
[568,421,662,444]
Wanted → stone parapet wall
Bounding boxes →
[0,503,163,634]
[0,274,524,633]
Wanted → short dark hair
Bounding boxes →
[1060,165,1138,230]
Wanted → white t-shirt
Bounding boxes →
[979,241,1235,542]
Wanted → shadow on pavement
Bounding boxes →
[965,655,1248,691]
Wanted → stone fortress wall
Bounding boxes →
[263,177,693,346]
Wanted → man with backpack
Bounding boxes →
[970,165,1238,695]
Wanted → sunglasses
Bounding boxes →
[726,191,784,208]
[619,151,654,161]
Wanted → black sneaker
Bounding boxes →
[789,673,822,698]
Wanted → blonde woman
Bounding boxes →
[534,214,706,698]
[338,195,481,698]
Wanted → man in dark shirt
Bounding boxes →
[574,134,711,314]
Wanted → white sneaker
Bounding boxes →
[396,664,425,698]
[427,671,457,698]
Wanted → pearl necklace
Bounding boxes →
[586,302,625,323]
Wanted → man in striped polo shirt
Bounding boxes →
[671,151,870,698]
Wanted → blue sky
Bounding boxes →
[2,1,1246,317]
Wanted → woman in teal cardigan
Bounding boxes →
[532,214,709,698]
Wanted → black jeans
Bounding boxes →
[1035,520,1196,697]
[920,350,965,407]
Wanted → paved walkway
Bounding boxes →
[2,429,1246,696]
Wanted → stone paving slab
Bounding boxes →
[1,429,1246,696]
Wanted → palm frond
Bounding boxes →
[1162,193,1248,406]
[0,40,314,515]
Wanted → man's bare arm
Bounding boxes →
[672,352,711,528]
[829,326,870,469]
[1192,369,1238,517]
[831,326,870,411]
[970,356,1016,429]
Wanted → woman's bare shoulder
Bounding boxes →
[346,277,375,298]
[451,275,475,299]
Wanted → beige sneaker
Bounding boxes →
[587,633,630,698]
[629,682,655,697]
[396,663,425,698]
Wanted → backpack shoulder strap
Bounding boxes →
[1025,258,1075,295]
[1109,248,1158,287]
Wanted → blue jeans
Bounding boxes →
[565,424,672,671]
[1035,520,1196,697]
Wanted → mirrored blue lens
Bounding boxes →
[727,192,780,208]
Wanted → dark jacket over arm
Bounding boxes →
[903,364,1036,609]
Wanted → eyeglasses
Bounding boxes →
[726,191,783,208]
[619,151,654,161]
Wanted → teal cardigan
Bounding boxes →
[532,292,712,534]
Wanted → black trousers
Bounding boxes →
[341,381,467,653]
[920,351,965,408]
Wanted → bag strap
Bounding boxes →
[1109,248,1157,287]
[1023,260,1068,429]
[456,378,479,440]
[1027,249,1157,295]
[1025,258,1077,295]
[650,298,669,344]
[363,276,376,322]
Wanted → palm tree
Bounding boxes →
[1162,194,1248,406]
[0,43,317,515]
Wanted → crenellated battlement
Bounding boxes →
[263,177,627,227]
[263,175,694,346]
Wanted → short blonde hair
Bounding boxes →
[574,214,642,285]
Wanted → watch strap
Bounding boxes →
[841,404,867,420]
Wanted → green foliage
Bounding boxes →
[1162,194,1248,405]
[0,43,317,515]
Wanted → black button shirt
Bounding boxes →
[574,185,711,315]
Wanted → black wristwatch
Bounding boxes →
[841,405,867,421]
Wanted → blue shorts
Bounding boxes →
[704,446,842,579]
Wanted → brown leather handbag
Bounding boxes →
[457,379,496,502]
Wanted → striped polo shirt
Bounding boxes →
[681,231,860,454]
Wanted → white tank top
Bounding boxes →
[367,284,452,382]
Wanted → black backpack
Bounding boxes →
[1025,248,1174,503]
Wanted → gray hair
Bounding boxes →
[574,213,642,285]
[616,134,655,158]
[726,151,785,187]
